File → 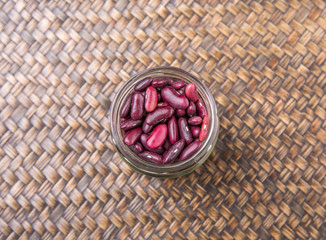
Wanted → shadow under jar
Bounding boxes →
[110,67,220,178]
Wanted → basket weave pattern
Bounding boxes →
[0,0,325,239]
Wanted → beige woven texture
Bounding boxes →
[1,0,326,239]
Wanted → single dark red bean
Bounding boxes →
[175,109,186,117]
[140,134,148,145]
[188,116,202,125]
[123,127,142,145]
[146,124,167,149]
[178,117,193,144]
[121,129,126,136]
[168,116,179,144]
[162,139,185,164]
[187,101,196,116]
[163,138,172,150]
[144,106,174,125]
[177,87,185,96]
[134,77,152,92]
[161,86,189,109]
[199,115,209,141]
[130,142,144,154]
[196,99,207,118]
[171,80,186,89]
[157,93,161,102]
[121,119,143,130]
[190,126,200,138]
[178,140,201,161]
[157,102,169,107]
[120,94,132,118]
[130,92,144,120]
[142,122,153,133]
[152,78,173,88]
[138,151,162,163]
[185,83,199,102]
[162,150,168,159]
[140,134,164,154]
[145,86,158,112]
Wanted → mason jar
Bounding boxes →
[109,67,219,178]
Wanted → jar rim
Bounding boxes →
[109,67,219,177]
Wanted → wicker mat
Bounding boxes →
[0,0,326,239]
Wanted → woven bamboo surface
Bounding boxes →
[0,0,326,239]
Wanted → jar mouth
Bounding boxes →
[110,67,219,177]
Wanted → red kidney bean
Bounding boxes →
[140,134,164,154]
[177,87,185,96]
[123,127,142,145]
[168,116,179,144]
[187,101,196,116]
[196,99,207,118]
[144,106,174,125]
[157,102,169,107]
[176,109,186,117]
[145,86,158,112]
[134,77,152,92]
[190,126,200,138]
[199,115,209,141]
[146,124,167,149]
[121,129,126,136]
[161,86,189,109]
[152,78,173,88]
[171,80,186,89]
[178,117,193,144]
[162,139,185,164]
[142,122,153,133]
[188,116,202,125]
[130,142,144,154]
[157,93,161,102]
[138,151,162,163]
[185,83,199,102]
[121,119,143,130]
[120,94,132,118]
[163,138,172,150]
[130,92,145,120]
[178,140,201,161]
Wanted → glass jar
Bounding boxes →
[109,67,219,178]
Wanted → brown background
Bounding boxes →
[0,0,325,239]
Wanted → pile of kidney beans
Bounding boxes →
[120,77,209,164]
